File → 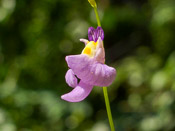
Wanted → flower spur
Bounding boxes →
[61,27,116,102]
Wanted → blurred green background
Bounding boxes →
[0,0,175,131]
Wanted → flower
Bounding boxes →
[61,27,116,102]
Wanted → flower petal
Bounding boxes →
[65,69,78,88]
[96,27,104,41]
[95,37,105,63]
[86,62,116,86]
[66,54,93,70]
[88,26,104,42]
[61,81,93,102]
[88,27,97,42]
[80,39,89,45]
[66,55,116,87]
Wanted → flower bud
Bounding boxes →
[88,0,97,8]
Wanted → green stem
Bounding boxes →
[94,7,101,27]
[103,87,115,131]
[93,5,115,131]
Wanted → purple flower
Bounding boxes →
[61,27,116,102]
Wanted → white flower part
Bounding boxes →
[80,39,89,45]
[95,37,105,63]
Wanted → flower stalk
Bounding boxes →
[94,7,101,27]
[88,1,115,131]
[103,86,115,131]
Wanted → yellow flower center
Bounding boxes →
[83,47,91,55]
[82,41,98,57]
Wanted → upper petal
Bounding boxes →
[96,27,104,41]
[66,55,116,87]
[88,27,97,42]
[61,81,93,102]
[88,26,104,42]
[65,69,78,88]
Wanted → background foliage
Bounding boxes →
[0,0,175,131]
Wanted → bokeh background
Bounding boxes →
[0,0,175,131]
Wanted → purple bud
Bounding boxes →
[88,26,104,42]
